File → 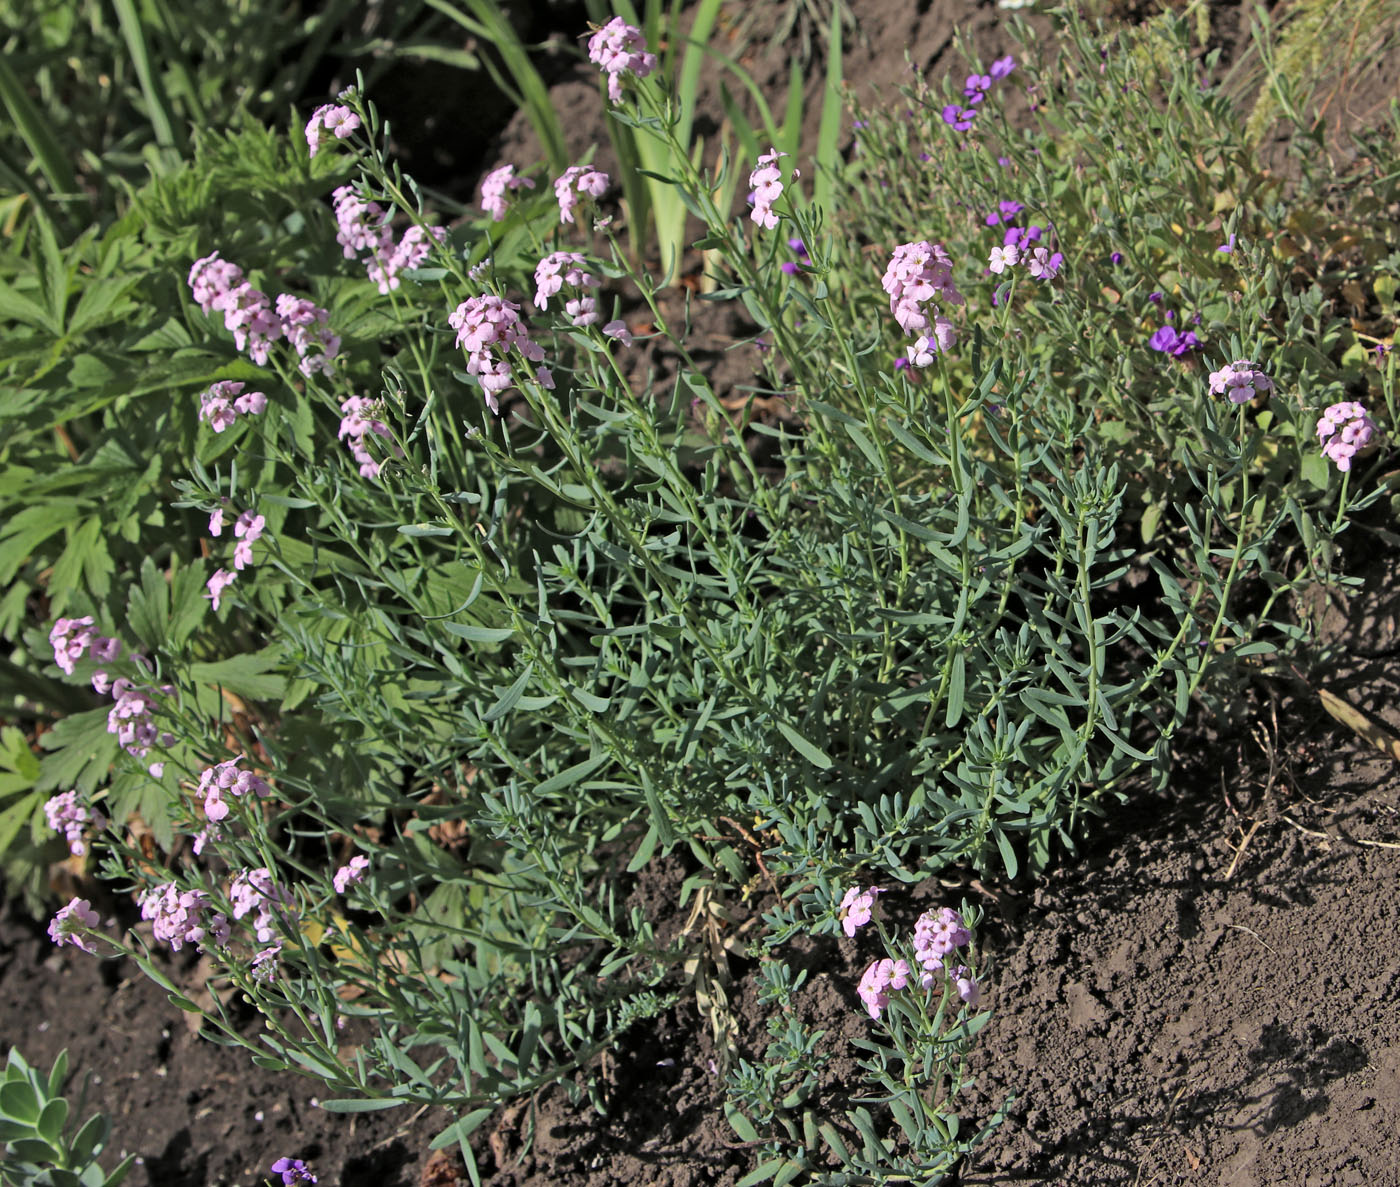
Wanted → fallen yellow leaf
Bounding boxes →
[1318,688,1400,762]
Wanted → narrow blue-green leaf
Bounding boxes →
[429,1107,493,1150]
[777,720,833,769]
[318,1097,407,1113]
[441,622,515,644]
[944,651,966,728]
[994,828,1020,879]
[483,663,533,722]
[533,752,609,797]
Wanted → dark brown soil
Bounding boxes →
[6,4,1400,1187]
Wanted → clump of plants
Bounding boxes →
[4,2,1398,1182]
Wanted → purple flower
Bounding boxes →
[1026,247,1063,281]
[602,319,633,347]
[963,73,991,102]
[199,380,267,432]
[1148,326,1199,356]
[1148,291,1163,304]
[197,758,270,824]
[989,55,1017,79]
[1003,224,1042,249]
[1217,233,1236,254]
[107,682,169,759]
[448,295,550,413]
[941,105,976,131]
[91,636,121,663]
[230,868,297,944]
[1110,251,1123,264]
[533,251,598,311]
[270,1158,317,1185]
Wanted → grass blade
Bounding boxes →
[111,0,185,152]
[0,55,79,203]
[427,0,568,173]
[812,11,844,214]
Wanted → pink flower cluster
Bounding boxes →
[141,882,230,952]
[333,854,370,893]
[368,224,447,295]
[854,906,980,1021]
[49,616,112,675]
[188,254,345,374]
[48,897,100,954]
[333,184,389,257]
[338,395,400,478]
[913,907,971,980]
[304,103,360,157]
[449,295,552,413]
[555,164,609,225]
[480,164,534,222]
[1208,359,1274,405]
[44,791,107,857]
[206,504,267,610]
[749,149,788,230]
[1316,401,1377,472]
[534,252,601,327]
[988,242,1062,281]
[333,185,446,295]
[197,758,270,823]
[230,867,296,945]
[587,18,657,103]
[232,508,265,570]
[275,296,341,376]
[883,241,964,366]
[205,568,236,613]
[252,942,283,982]
[53,632,171,772]
[839,884,882,938]
[857,957,911,1019]
[198,380,268,432]
[187,253,283,364]
[108,679,172,762]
